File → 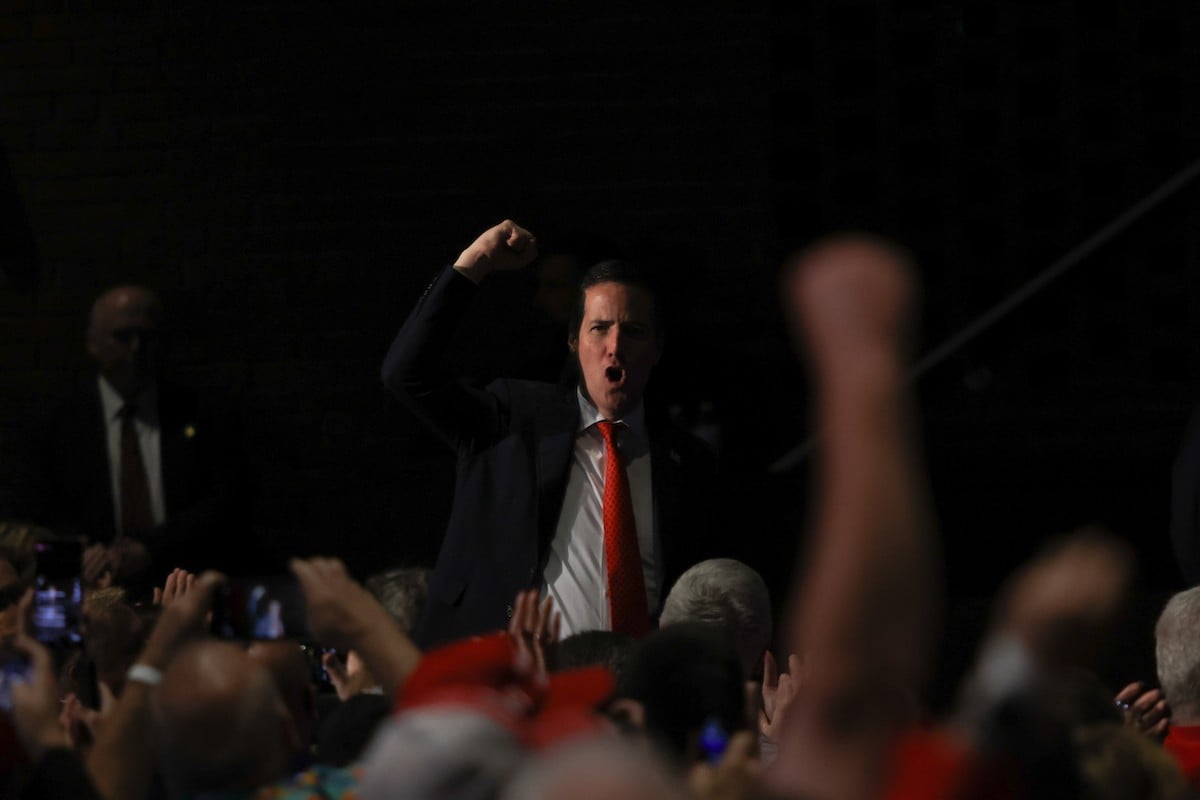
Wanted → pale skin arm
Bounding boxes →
[86,571,225,800]
[767,236,936,800]
[452,220,539,284]
[290,557,423,701]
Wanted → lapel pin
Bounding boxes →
[183,424,197,439]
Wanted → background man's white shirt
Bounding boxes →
[98,376,166,533]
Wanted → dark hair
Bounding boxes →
[568,260,661,341]
[615,623,745,763]
[554,630,635,685]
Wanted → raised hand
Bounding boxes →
[152,568,197,607]
[997,528,1133,669]
[1115,680,1170,741]
[454,220,538,283]
[784,234,915,380]
[138,571,224,670]
[759,651,803,746]
[322,650,374,701]
[290,557,422,698]
[507,588,560,682]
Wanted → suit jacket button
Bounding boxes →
[505,604,514,619]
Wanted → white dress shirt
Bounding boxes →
[542,390,658,636]
[98,376,166,533]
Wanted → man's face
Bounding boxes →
[571,281,661,420]
[86,287,163,399]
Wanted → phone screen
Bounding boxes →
[31,538,84,646]
[211,576,311,640]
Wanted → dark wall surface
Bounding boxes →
[2,0,1199,632]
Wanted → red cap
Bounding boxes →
[395,632,614,750]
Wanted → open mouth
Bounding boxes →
[605,366,625,383]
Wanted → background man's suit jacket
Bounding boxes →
[1,378,249,579]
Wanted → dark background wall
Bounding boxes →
[3,0,1200,687]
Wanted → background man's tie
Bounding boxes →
[119,403,154,535]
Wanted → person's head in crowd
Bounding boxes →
[86,285,164,401]
[82,586,147,696]
[247,641,317,767]
[0,546,25,637]
[0,520,47,584]
[553,630,635,685]
[360,708,525,800]
[611,623,746,763]
[659,558,772,681]
[363,566,430,634]
[567,260,662,421]
[154,640,300,795]
[1156,586,1200,723]
[502,736,689,800]
[1072,723,1190,800]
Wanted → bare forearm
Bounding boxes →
[86,682,156,800]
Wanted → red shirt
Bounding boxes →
[1164,725,1200,789]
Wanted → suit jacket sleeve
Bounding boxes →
[381,265,509,453]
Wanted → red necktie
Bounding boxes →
[596,420,650,638]
[119,403,154,535]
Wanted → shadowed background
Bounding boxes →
[2,0,1198,700]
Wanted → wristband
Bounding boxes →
[126,663,164,687]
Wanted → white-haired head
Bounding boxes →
[1156,586,1200,722]
[659,558,772,679]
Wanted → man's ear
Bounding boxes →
[567,336,578,353]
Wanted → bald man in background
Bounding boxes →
[0,285,249,593]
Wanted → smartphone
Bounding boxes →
[300,643,338,694]
[211,576,311,640]
[31,538,84,646]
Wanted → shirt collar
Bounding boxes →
[574,387,646,440]
[98,376,158,426]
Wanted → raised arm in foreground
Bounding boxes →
[380,220,538,450]
[768,236,937,800]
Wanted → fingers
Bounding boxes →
[762,650,778,690]
[787,653,804,681]
[1130,689,1169,731]
[161,568,179,604]
[1114,680,1144,707]
[724,729,760,763]
[11,632,52,681]
[497,220,536,254]
[1149,718,1170,740]
[291,557,350,588]
[323,651,352,699]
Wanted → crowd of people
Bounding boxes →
[0,224,1198,798]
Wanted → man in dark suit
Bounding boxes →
[1,286,247,591]
[383,221,720,648]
